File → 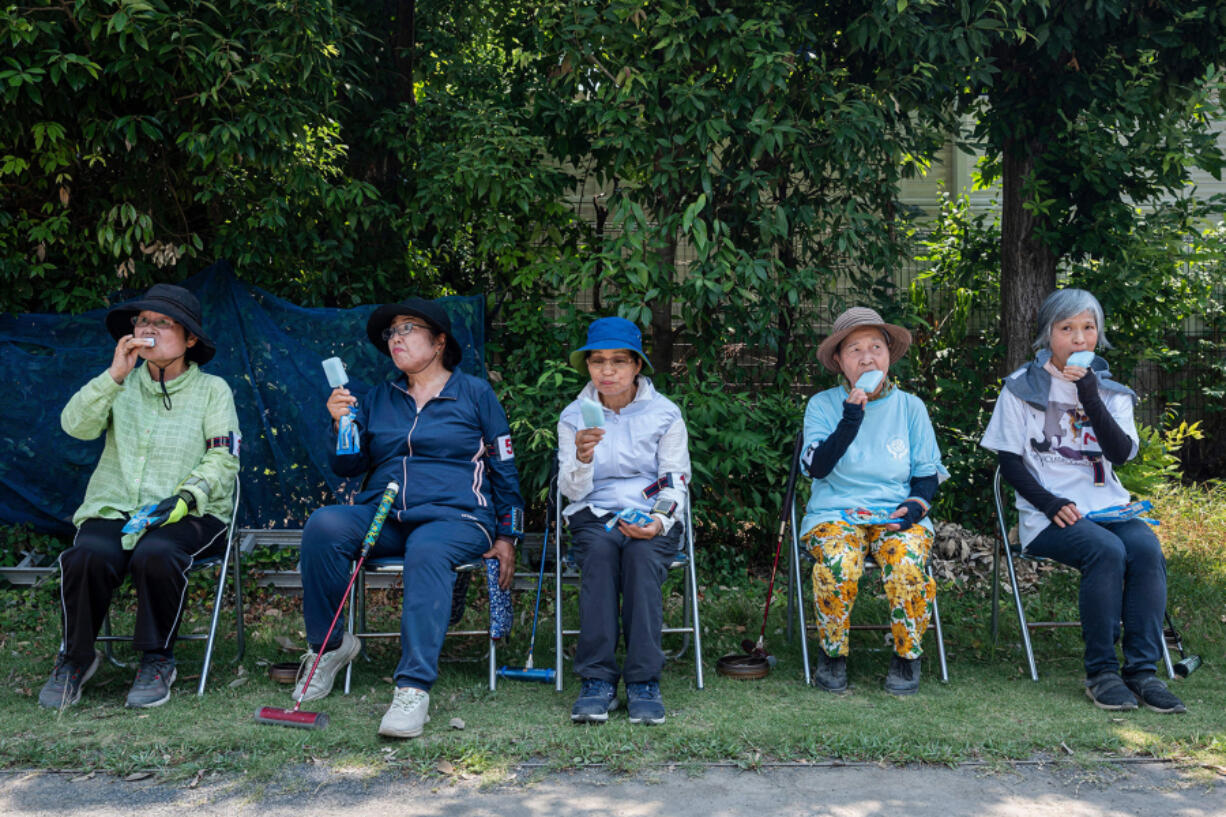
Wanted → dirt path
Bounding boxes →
[3,762,1222,816]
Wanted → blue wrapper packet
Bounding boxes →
[579,397,605,428]
[122,503,159,535]
[604,507,656,531]
[1085,500,1159,526]
[1066,350,1095,368]
[854,370,884,392]
[839,506,899,526]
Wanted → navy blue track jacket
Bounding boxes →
[330,370,526,541]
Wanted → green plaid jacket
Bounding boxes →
[61,364,240,528]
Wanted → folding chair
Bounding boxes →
[551,470,705,692]
[990,466,1174,681]
[97,477,246,696]
[784,431,949,684]
[343,558,501,693]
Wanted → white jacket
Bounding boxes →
[557,378,691,533]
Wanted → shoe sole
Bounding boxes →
[295,635,362,703]
[39,653,103,709]
[1137,699,1186,714]
[884,685,919,696]
[627,714,666,725]
[378,715,429,738]
[126,668,177,709]
[1085,688,1138,711]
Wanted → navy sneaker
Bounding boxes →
[1084,671,1138,711]
[1125,673,1186,714]
[571,678,618,723]
[38,652,101,709]
[626,680,666,725]
[125,655,177,708]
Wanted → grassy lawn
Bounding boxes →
[1,483,1223,780]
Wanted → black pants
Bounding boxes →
[59,516,228,666]
[567,508,682,685]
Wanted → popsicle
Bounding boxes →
[854,370,884,392]
[579,397,605,428]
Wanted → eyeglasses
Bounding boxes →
[587,355,637,371]
[382,322,427,341]
[131,315,177,330]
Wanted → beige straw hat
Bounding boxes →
[816,307,912,373]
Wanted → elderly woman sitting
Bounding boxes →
[799,307,947,695]
[295,298,525,738]
[41,284,240,710]
[981,288,1184,713]
[557,317,691,725]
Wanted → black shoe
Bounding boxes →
[570,678,618,723]
[1124,673,1186,714]
[812,648,848,693]
[37,652,101,709]
[884,655,921,696]
[125,655,177,708]
[1084,671,1138,710]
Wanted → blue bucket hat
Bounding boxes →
[569,316,653,373]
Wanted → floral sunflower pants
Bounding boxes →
[803,521,935,659]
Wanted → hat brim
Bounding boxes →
[816,323,911,374]
[366,303,462,365]
[569,342,653,373]
[105,299,215,365]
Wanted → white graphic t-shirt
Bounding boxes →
[981,376,1136,548]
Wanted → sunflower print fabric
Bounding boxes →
[802,520,935,659]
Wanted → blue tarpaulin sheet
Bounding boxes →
[0,261,486,535]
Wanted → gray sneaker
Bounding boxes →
[884,655,921,696]
[126,655,177,708]
[378,687,430,738]
[38,652,101,709]
[812,648,848,693]
[294,632,361,702]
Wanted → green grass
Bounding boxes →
[1,482,1223,780]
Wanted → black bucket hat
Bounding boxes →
[105,283,215,365]
[366,297,462,369]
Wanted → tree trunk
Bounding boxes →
[389,0,416,105]
[1000,139,1058,373]
[649,234,677,375]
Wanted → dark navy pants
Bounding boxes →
[300,505,489,691]
[1027,517,1166,678]
[567,508,682,685]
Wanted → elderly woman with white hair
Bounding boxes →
[981,288,1185,714]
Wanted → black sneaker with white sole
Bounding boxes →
[38,652,101,709]
[125,656,177,708]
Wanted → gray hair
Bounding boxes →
[1032,288,1111,352]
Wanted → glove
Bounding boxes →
[891,500,928,532]
[147,492,195,528]
[122,492,195,535]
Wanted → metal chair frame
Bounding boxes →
[97,478,246,696]
[343,558,500,693]
[990,466,1174,681]
[551,475,705,692]
[783,431,949,684]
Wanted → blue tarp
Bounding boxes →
[0,261,486,535]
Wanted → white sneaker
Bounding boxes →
[378,687,430,738]
[293,632,361,702]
